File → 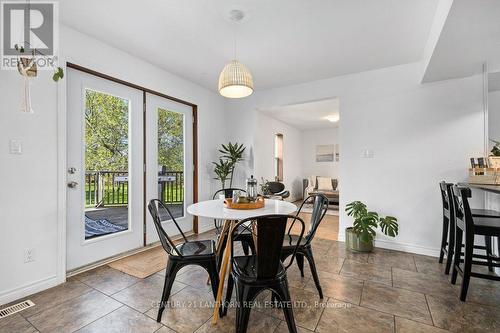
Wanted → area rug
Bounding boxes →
[108,246,167,279]
[300,203,339,216]
[85,216,127,239]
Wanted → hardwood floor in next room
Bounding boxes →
[2,214,500,332]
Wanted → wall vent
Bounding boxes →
[0,300,35,319]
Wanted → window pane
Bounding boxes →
[274,134,283,181]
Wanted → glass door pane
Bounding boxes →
[157,108,184,218]
[84,89,130,239]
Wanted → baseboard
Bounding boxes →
[0,275,64,306]
[198,223,216,234]
[337,232,440,257]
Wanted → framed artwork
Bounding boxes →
[316,145,334,162]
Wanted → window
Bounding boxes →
[274,133,283,181]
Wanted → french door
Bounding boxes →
[145,93,193,244]
[66,68,144,270]
[66,67,195,270]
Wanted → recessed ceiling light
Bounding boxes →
[325,114,339,122]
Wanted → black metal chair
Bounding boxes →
[268,181,290,199]
[450,186,500,301]
[439,181,498,275]
[148,199,220,322]
[212,188,256,258]
[223,214,306,333]
[281,193,328,299]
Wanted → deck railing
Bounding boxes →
[85,170,184,207]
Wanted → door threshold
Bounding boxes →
[67,230,195,278]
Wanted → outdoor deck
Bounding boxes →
[85,204,184,237]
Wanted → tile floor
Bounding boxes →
[2,214,500,333]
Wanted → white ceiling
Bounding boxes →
[422,0,500,82]
[59,0,438,92]
[258,98,340,131]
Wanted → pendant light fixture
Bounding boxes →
[218,10,254,99]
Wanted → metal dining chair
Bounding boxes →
[148,199,220,322]
[212,188,256,258]
[281,193,329,298]
[223,214,306,333]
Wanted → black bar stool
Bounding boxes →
[450,185,500,301]
[439,182,498,274]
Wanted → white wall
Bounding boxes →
[489,90,500,144]
[0,25,227,305]
[227,62,485,256]
[301,128,339,181]
[253,112,303,201]
[0,70,60,305]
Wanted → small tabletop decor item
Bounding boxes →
[345,201,398,252]
[224,196,265,210]
[246,175,258,200]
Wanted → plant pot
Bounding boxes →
[345,227,373,252]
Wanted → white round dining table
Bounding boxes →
[187,198,297,220]
[186,198,297,325]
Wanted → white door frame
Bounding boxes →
[56,62,198,280]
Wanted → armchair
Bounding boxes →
[267,181,290,199]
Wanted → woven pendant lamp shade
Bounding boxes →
[218,60,254,98]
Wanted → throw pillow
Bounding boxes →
[317,177,333,191]
[309,175,317,188]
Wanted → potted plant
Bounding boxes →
[213,159,232,189]
[219,142,245,187]
[345,201,398,252]
[489,139,500,168]
[212,142,246,190]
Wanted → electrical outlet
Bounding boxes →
[24,248,35,263]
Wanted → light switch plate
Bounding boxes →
[362,149,374,158]
[9,139,22,155]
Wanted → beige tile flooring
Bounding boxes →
[2,214,500,333]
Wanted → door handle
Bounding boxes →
[68,167,77,174]
[67,181,78,189]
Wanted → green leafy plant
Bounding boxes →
[345,201,398,243]
[219,142,245,187]
[212,158,233,189]
[260,178,271,195]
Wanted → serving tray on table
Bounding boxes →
[223,197,265,210]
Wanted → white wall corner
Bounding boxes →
[420,0,454,83]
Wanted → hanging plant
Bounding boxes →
[15,44,64,82]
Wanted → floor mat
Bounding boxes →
[108,246,167,278]
[85,216,127,239]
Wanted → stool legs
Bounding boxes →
[439,216,449,264]
[460,230,474,301]
[445,218,455,275]
[451,227,463,285]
